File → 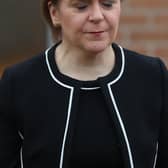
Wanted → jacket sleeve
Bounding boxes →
[156,60,168,167]
[0,69,22,167]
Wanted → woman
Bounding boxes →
[0,0,167,167]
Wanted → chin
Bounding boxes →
[83,42,110,54]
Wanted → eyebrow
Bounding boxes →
[70,0,90,3]
[70,0,115,4]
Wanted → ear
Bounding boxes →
[48,1,61,27]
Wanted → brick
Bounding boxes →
[129,0,168,8]
[154,15,168,26]
[116,31,125,41]
[120,15,147,24]
[131,47,149,56]
[155,48,168,58]
[130,31,168,41]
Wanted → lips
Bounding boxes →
[89,31,104,33]
[86,30,105,33]
[84,30,107,38]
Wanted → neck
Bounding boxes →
[55,42,115,81]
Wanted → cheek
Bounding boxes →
[61,11,85,27]
[108,7,121,24]
[107,13,120,30]
[71,16,88,32]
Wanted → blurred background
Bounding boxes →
[0,0,168,77]
[0,0,46,76]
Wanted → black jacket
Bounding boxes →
[0,43,168,168]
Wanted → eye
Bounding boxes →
[74,2,88,10]
[101,0,115,8]
[77,4,87,10]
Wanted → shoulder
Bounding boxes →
[123,47,159,66]
[1,51,46,82]
[117,45,168,92]
[122,46,167,75]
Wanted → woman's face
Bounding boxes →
[50,0,121,53]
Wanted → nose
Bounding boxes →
[88,3,104,23]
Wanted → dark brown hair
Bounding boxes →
[41,0,61,42]
[42,0,56,27]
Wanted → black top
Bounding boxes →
[68,89,124,167]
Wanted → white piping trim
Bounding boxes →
[108,45,125,85]
[45,48,73,90]
[59,88,74,168]
[18,131,24,140]
[18,131,24,168]
[153,142,158,168]
[107,85,134,168]
[20,147,23,168]
[81,87,100,90]
[107,46,134,168]
[46,47,75,168]
[45,47,100,90]
[45,44,125,89]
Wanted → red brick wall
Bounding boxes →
[117,0,168,67]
